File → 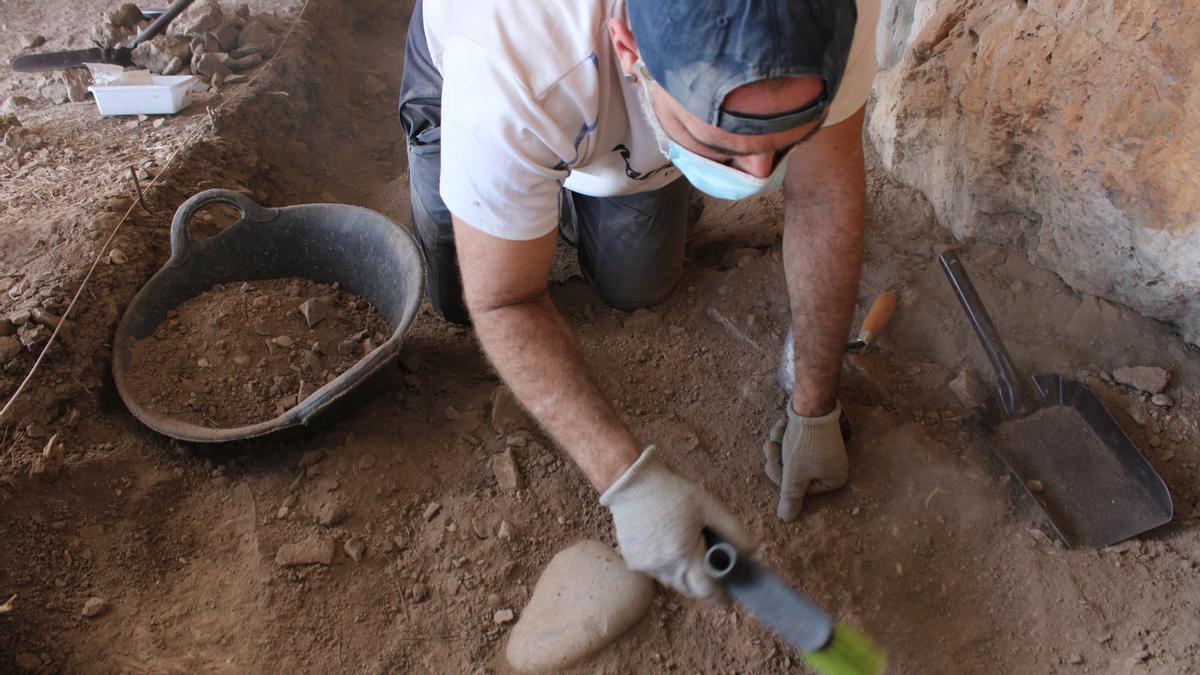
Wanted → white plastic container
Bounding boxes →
[88,74,197,116]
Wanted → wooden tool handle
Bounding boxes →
[859,292,898,343]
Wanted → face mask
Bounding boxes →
[634,63,789,201]
[666,144,788,201]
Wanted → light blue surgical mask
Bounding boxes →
[666,143,789,201]
[633,62,789,201]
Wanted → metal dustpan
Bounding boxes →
[112,189,425,443]
[939,250,1172,548]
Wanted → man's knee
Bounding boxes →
[594,270,681,313]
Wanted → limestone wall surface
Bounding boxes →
[869,0,1200,343]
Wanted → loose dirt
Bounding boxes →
[2,0,1199,673]
[126,277,388,428]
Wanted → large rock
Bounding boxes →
[870,0,1200,344]
[131,35,191,74]
[506,540,654,673]
[170,0,225,35]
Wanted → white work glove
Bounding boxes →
[763,401,849,522]
[600,446,755,599]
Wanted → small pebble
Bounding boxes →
[1068,653,1083,665]
[344,537,366,563]
[423,502,441,521]
[1027,480,1044,494]
[81,597,109,618]
[494,608,515,624]
[1150,393,1173,407]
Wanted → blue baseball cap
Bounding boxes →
[627,0,858,136]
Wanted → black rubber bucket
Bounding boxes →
[112,189,425,443]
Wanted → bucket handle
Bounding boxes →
[168,189,279,267]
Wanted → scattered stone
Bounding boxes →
[36,74,67,103]
[275,534,335,566]
[108,249,128,265]
[162,56,186,76]
[494,608,516,624]
[195,52,233,78]
[344,537,366,563]
[238,19,274,50]
[298,297,330,328]
[356,453,376,471]
[232,42,270,58]
[948,368,991,410]
[506,540,654,673]
[1150,393,1173,408]
[28,434,63,482]
[81,596,109,618]
[22,34,47,49]
[623,308,661,331]
[497,520,514,541]
[491,384,533,435]
[0,97,30,117]
[214,24,241,51]
[316,493,351,526]
[92,22,135,49]
[297,449,324,468]
[0,317,15,335]
[0,335,20,363]
[227,53,263,72]
[30,308,59,330]
[271,335,294,348]
[63,69,92,102]
[1067,653,1084,665]
[109,3,145,28]
[422,501,442,521]
[1026,479,1044,494]
[492,448,525,491]
[1112,366,1169,395]
[9,309,31,326]
[718,247,762,270]
[173,0,225,35]
[131,35,192,74]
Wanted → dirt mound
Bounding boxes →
[126,277,388,427]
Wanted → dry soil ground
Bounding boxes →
[2,0,1199,673]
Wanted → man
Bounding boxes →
[399,0,878,599]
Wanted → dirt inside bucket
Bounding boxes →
[125,277,389,428]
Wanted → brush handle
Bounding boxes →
[702,530,834,653]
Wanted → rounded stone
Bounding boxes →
[505,540,654,673]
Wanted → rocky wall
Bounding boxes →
[869,0,1200,343]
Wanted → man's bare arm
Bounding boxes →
[782,107,867,416]
[452,217,640,491]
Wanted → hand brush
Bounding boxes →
[703,530,886,675]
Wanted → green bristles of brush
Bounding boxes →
[802,623,887,675]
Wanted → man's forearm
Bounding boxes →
[782,120,866,416]
[471,293,640,491]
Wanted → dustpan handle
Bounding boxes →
[938,250,1041,416]
[168,189,278,267]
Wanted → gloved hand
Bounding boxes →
[600,446,755,599]
[763,401,849,522]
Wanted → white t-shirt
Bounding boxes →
[423,0,879,241]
